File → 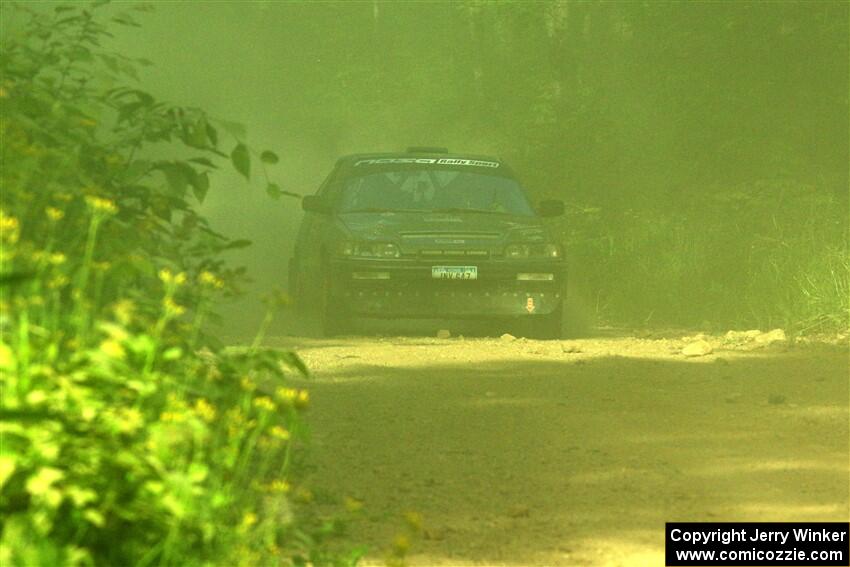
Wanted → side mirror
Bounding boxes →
[538,199,565,218]
[302,195,331,214]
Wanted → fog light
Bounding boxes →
[352,271,390,280]
[517,273,554,281]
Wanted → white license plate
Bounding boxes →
[431,266,478,280]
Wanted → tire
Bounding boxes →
[318,267,352,337]
[529,304,563,340]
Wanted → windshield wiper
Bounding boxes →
[344,207,510,215]
[343,207,421,214]
[428,207,507,215]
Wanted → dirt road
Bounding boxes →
[274,330,849,566]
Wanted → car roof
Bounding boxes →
[333,151,515,178]
[337,151,502,162]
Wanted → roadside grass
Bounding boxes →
[560,183,849,334]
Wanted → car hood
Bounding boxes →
[337,211,550,251]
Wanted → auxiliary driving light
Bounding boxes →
[504,243,562,259]
[339,241,401,258]
[516,273,554,281]
[352,272,391,280]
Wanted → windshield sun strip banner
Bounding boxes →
[354,158,500,168]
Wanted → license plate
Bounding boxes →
[431,266,478,280]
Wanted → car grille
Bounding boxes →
[399,232,501,240]
[418,249,490,259]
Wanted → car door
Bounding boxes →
[292,165,338,301]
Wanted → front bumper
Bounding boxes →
[328,257,565,318]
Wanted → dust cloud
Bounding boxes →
[111,2,847,338]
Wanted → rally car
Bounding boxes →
[289,147,566,338]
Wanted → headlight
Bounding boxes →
[504,243,562,259]
[505,244,530,259]
[542,243,562,258]
[339,241,400,258]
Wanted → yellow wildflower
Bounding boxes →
[0,211,19,243]
[0,212,19,230]
[173,272,187,285]
[165,393,187,409]
[112,300,135,325]
[163,297,186,317]
[159,411,185,423]
[84,196,118,215]
[48,275,69,289]
[269,426,290,440]
[115,408,143,434]
[99,322,130,341]
[275,387,309,408]
[158,268,173,284]
[193,398,216,422]
[240,376,256,392]
[48,253,66,265]
[268,480,290,493]
[276,387,297,402]
[0,342,15,371]
[241,512,257,528]
[253,396,275,412]
[45,207,65,221]
[199,271,225,289]
[295,389,309,408]
[99,339,125,360]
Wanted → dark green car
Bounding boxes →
[289,148,566,338]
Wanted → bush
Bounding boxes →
[0,3,357,565]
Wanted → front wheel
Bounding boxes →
[319,269,353,337]
[527,305,563,340]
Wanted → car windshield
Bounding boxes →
[337,170,535,216]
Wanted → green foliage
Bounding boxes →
[261,151,280,165]
[231,143,251,180]
[0,3,357,565]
